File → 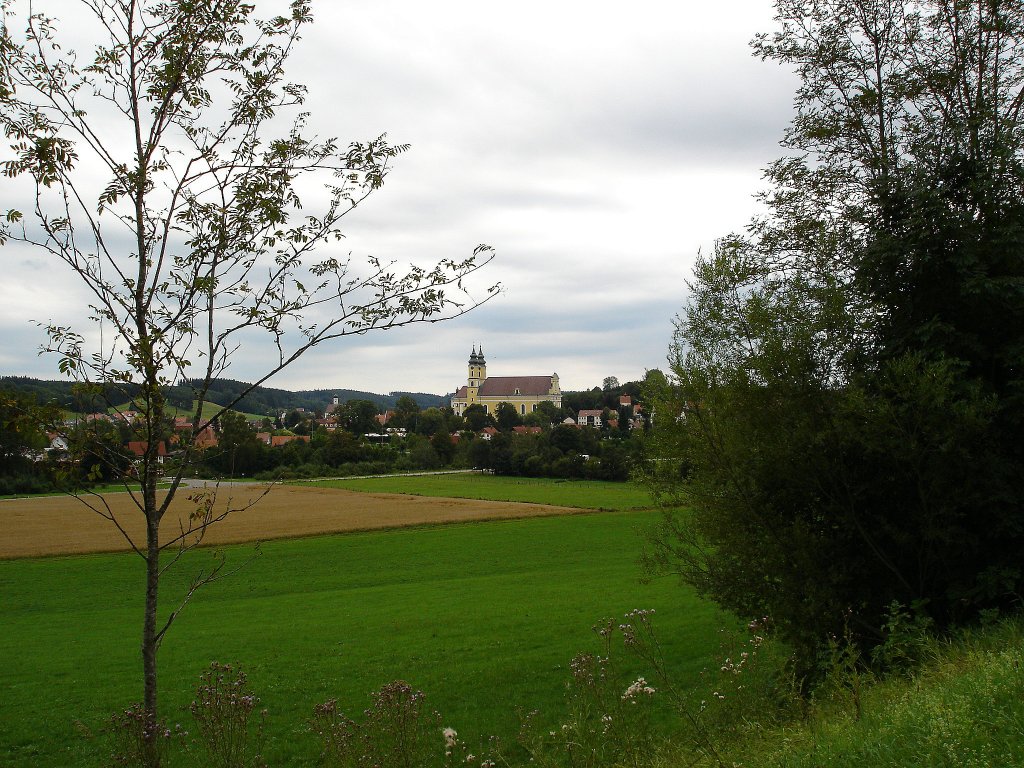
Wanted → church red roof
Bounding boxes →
[478,376,554,397]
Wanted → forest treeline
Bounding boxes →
[0,376,443,415]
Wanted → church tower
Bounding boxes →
[467,345,487,403]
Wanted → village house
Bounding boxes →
[125,441,168,464]
[193,426,219,449]
[46,432,69,453]
[170,417,219,449]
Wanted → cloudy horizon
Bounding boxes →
[1,0,797,396]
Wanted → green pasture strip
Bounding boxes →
[94,399,265,421]
[0,482,171,500]
[299,474,656,511]
[167,400,267,422]
[0,510,722,767]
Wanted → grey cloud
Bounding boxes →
[2,0,791,395]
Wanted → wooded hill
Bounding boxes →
[0,376,445,415]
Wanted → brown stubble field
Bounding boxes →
[0,484,585,558]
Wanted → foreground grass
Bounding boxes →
[0,509,721,767]
[299,473,656,511]
[739,616,1024,768]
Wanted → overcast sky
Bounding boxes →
[1,0,797,397]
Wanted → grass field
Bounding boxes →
[163,400,269,422]
[0,507,723,767]
[299,474,657,511]
[0,481,172,501]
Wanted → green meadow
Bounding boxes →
[299,473,656,510]
[0,504,724,766]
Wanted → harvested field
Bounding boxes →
[0,483,587,558]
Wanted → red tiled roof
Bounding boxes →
[513,426,542,435]
[193,426,219,449]
[125,441,168,457]
[271,435,311,447]
[478,376,554,397]
[453,386,468,398]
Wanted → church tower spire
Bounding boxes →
[467,344,487,399]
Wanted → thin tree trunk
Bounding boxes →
[142,460,161,766]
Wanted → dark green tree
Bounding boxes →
[617,406,632,436]
[533,400,562,426]
[72,418,134,484]
[415,407,446,436]
[283,409,309,432]
[320,429,363,466]
[488,432,515,474]
[406,433,441,470]
[208,411,265,476]
[644,0,1024,668]
[467,436,491,468]
[462,403,490,431]
[0,389,62,491]
[549,423,581,454]
[0,389,51,467]
[495,402,522,431]
[339,399,380,436]
[431,425,455,465]
[522,409,547,427]
[392,395,421,431]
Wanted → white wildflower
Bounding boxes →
[621,677,656,701]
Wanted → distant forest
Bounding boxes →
[0,376,445,415]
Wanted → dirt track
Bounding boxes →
[0,484,585,558]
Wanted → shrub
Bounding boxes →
[312,681,445,768]
[190,662,267,768]
[108,703,179,767]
